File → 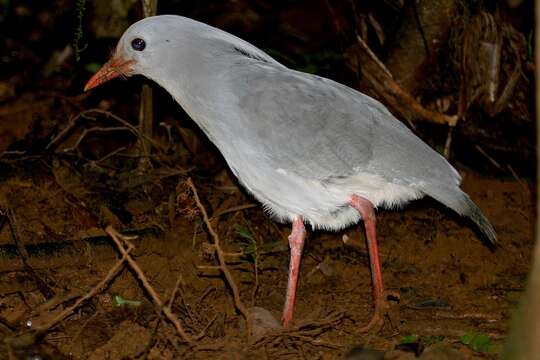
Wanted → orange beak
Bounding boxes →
[84,56,135,92]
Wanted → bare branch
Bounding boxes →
[186,178,251,323]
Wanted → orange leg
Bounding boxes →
[281,217,306,328]
[350,194,392,332]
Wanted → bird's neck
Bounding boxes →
[150,58,234,149]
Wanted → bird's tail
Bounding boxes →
[422,186,497,244]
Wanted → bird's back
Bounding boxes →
[223,61,460,192]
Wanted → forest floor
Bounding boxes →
[0,151,533,359]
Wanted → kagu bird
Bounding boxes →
[85,15,496,330]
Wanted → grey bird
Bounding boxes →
[85,15,496,330]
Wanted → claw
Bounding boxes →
[358,290,400,333]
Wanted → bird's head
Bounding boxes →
[84,16,175,91]
[84,15,201,91]
[84,15,279,94]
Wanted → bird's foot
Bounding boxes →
[358,290,400,333]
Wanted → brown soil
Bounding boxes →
[0,161,533,359]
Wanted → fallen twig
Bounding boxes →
[347,36,458,127]
[186,178,250,323]
[62,126,130,153]
[168,275,184,309]
[142,274,184,359]
[28,291,83,321]
[32,244,132,332]
[443,126,454,159]
[4,207,55,300]
[507,164,530,196]
[209,203,258,221]
[251,312,345,353]
[104,226,195,344]
[474,144,503,170]
[46,109,164,154]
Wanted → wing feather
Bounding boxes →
[227,62,460,188]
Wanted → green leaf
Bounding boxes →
[236,226,253,240]
[400,334,419,344]
[460,333,491,352]
[113,295,142,308]
[459,333,473,345]
[235,225,259,264]
[471,334,491,352]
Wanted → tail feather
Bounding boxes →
[422,186,497,244]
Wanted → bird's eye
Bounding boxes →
[131,38,146,51]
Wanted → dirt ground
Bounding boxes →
[0,157,534,359]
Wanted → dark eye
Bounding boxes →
[131,38,146,51]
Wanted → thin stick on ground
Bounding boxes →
[5,207,55,300]
[46,109,164,154]
[142,274,183,359]
[186,178,250,323]
[62,126,130,153]
[475,144,503,170]
[209,203,258,220]
[251,312,345,351]
[168,274,184,308]
[104,226,195,344]
[32,245,133,332]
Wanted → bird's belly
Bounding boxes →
[233,166,423,231]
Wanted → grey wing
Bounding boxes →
[227,62,460,188]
